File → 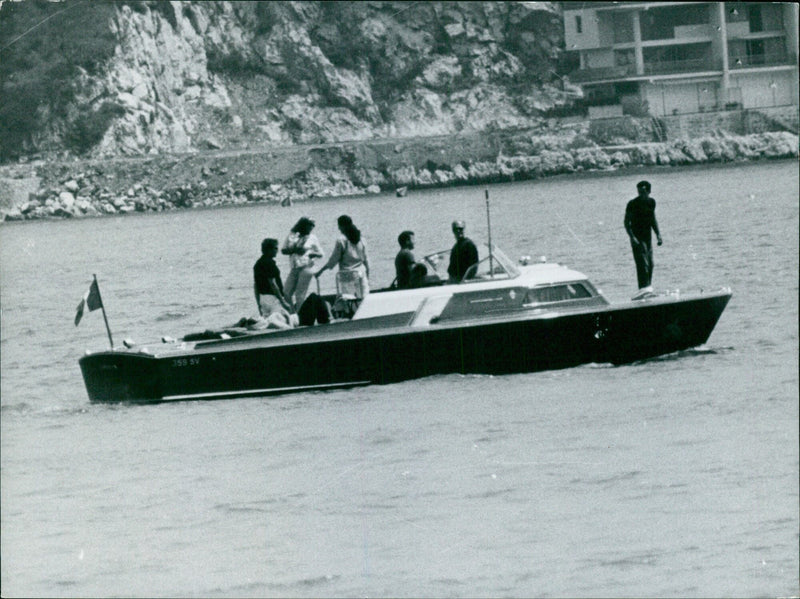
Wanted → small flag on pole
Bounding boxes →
[75,275,115,348]
[74,278,103,326]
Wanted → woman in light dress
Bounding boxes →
[315,214,370,298]
[281,217,324,311]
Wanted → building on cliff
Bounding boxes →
[561,2,799,117]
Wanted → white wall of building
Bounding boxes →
[643,81,701,116]
[729,71,796,108]
[564,9,600,50]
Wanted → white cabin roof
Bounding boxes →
[354,262,591,320]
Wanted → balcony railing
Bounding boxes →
[729,52,796,68]
[569,50,797,82]
[568,65,636,83]
[644,57,718,75]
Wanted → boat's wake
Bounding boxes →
[155,311,190,322]
[580,345,734,369]
[630,345,735,365]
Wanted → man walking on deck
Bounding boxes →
[624,180,663,294]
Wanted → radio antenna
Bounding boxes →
[485,188,494,278]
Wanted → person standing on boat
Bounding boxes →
[254,238,294,326]
[394,230,416,289]
[624,180,663,291]
[315,215,370,298]
[281,217,324,310]
[447,220,479,283]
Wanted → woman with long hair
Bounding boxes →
[281,216,324,310]
[315,214,370,298]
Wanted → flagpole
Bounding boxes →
[93,274,114,349]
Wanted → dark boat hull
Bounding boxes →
[79,291,731,403]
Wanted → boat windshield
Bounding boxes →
[422,244,520,284]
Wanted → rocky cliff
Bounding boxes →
[2,1,796,223]
[1,0,568,160]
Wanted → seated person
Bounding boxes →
[394,230,416,289]
[409,262,427,288]
[297,293,331,326]
[253,237,295,329]
[409,262,441,288]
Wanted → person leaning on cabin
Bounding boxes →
[394,230,416,289]
[315,215,370,298]
[253,238,294,328]
[624,180,663,291]
[447,220,479,283]
[281,217,324,310]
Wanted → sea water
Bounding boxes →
[1,159,798,597]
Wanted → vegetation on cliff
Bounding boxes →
[0,1,120,158]
[0,0,566,162]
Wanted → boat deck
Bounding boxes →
[122,287,730,358]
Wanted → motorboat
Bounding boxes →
[79,244,731,403]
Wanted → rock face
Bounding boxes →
[2,2,797,224]
[0,1,565,160]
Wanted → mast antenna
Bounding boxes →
[485,189,494,279]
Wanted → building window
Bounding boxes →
[760,4,784,30]
[748,5,763,32]
[575,15,582,34]
[613,12,634,43]
[614,49,635,68]
[643,43,713,74]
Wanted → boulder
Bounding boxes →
[52,207,73,218]
[415,168,434,186]
[761,132,798,158]
[539,150,575,174]
[59,191,76,208]
[675,140,707,162]
[609,151,632,167]
[453,164,469,182]
[444,22,465,38]
[390,166,416,187]
[3,208,24,221]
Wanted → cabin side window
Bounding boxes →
[525,283,591,305]
[575,15,582,34]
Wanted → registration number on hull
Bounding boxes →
[172,357,200,367]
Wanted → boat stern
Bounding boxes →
[79,350,162,403]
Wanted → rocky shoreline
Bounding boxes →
[1,130,797,223]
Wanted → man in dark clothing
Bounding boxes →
[447,220,479,282]
[624,180,663,291]
[394,230,416,289]
[254,238,293,320]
